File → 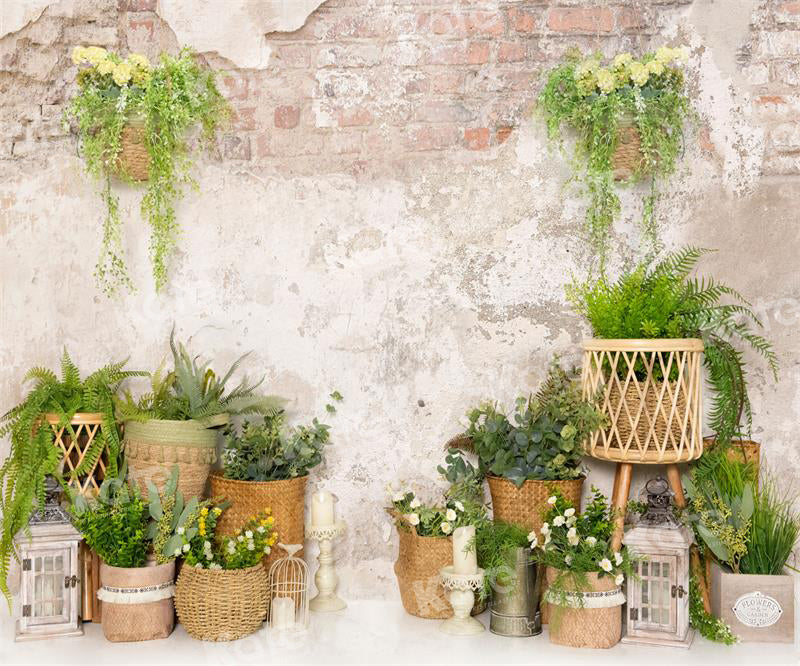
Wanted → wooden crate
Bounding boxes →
[710,562,795,643]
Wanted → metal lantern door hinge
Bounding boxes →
[671,584,686,599]
[22,559,31,571]
[630,607,638,621]
[22,604,31,617]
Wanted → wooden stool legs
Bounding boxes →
[609,462,685,552]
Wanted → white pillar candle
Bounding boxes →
[272,596,295,630]
[311,490,335,527]
[452,525,477,575]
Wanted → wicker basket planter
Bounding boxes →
[175,563,268,641]
[487,475,584,533]
[97,561,175,643]
[611,118,645,181]
[209,473,307,570]
[545,567,624,649]
[115,115,149,182]
[46,412,112,496]
[704,437,761,477]
[123,416,226,499]
[582,339,704,464]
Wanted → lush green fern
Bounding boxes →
[567,247,778,444]
[116,329,284,423]
[0,350,143,605]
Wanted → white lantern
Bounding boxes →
[268,543,310,631]
[622,477,693,648]
[15,476,83,641]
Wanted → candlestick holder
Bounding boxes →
[439,566,485,635]
[306,521,347,612]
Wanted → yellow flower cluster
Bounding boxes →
[574,45,689,96]
[71,45,152,88]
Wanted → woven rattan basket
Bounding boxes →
[116,117,149,182]
[46,412,112,496]
[582,339,704,464]
[175,563,268,641]
[545,568,622,649]
[124,417,225,499]
[209,474,307,570]
[98,561,175,643]
[704,437,761,478]
[487,475,584,533]
[611,118,644,181]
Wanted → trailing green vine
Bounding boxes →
[539,46,693,266]
[689,575,738,644]
[65,46,229,295]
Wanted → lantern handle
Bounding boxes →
[279,543,302,557]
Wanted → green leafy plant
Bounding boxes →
[475,520,530,600]
[0,352,142,602]
[65,46,229,295]
[116,328,284,423]
[689,575,738,644]
[567,247,778,445]
[533,489,635,608]
[539,45,693,263]
[222,410,332,482]
[437,447,485,507]
[463,360,605,486]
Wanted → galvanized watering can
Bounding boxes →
[489,546,542,637]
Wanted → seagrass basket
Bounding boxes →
[487,476,584,533]
[124,417,226,499]
[582,339,704,464]
[116,117,149,182]
[545,568,623,649]
[612,118,644,181]
[209,474,306,570]
[175,563,268,641]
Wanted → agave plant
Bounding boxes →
[116,328,284,423]
[0,351,143,604]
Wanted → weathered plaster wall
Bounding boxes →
[1,0,798,601]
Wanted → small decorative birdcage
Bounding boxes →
[268,544,309,631]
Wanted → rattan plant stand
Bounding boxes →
[581,339,704,549]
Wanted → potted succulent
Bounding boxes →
[65,46,229,295]
[174,506,277,641]
[68,466,203,642]
[210,396,339,569]
[387,450,488,619]
[539,45,693,263]
[116,329,283,499]
[460,360,605,532]
[568,247,778,465]
[532,489,635,649]
[684,452,798,643]
[0,351,142,604]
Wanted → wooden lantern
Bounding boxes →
[15,477,83,641]
[622,478,693,648]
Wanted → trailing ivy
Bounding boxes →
[65,46,229,295]
[539,46,693,266]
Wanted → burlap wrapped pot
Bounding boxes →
[487,475,584,533]
[544,567,623,649]
[209,473,306,570]
[175,563,268,641]
[97,561,175,642]
[124,416,226,499]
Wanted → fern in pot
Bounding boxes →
[65,46,229,296]
[0,352,142,604]
[116,329,283,499]
[458,360,605,532]
[210,394,340,569]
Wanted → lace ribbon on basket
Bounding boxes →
[97,581,175,604]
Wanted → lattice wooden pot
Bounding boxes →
[612,117,645,182]
[209,474,306,571]
[123,417,225,499]
[487,475,584,533]
[115,115,149,182]
[582,339,704,464]
[46,413,113,496]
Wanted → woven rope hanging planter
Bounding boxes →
[582,339,704,464]
[115,116,149,182]
[611,119,645,182]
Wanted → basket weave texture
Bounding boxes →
[99,561,175,643]
[45,412,110,497]
[209,474,307,570]
[546,568,622,649]
[124,419,220,499]
[611,121,644,181]
[582,339,704,464]
[394,523,453,619]
[487,475,584,533]
[116,121,149,182]
[175,563,268,641]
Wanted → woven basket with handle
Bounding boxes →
[116,116,149,182]
[123,417,226,499]
[209,473,307,571]
[175,563,268,641]
[487,475,584,533]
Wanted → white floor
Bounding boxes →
[2,600,798,666]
